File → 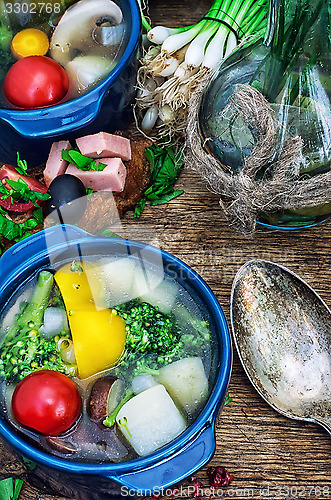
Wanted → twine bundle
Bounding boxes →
[186,78,331,236]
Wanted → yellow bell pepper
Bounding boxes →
[54,261,126,379]
[53,262,98,310]
[11,29,49,59]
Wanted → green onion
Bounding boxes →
[136,0,268,141]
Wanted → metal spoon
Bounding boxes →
[230,260,331,435]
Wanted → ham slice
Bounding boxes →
[76,132,131,161]
[66,158,127,192]
[44,140,71,187]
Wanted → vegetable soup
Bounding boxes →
[0,0,129,109]
[0,254,217,462]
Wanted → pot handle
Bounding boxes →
[0,225,91,283]
[108,423,216,493]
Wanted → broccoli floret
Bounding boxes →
[102,301,212,428]
[116,301,181,356]
[113,301,182,380]
[0,330,76,382]
[0,271,76,382]
[114,300,211,380]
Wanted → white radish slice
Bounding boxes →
[132,374,158,394]
[86,257,137,308]
[157,357,209,414]
[116,384,186,456]
[40,307,69,338]
[138,279,177,315]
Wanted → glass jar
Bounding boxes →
[198,0,331,228]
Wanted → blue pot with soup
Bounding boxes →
[0,0,141,167]
[0,225,232,500]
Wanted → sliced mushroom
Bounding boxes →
[88,375,123,422]
[45,436,77,454]
[50,0,123,67]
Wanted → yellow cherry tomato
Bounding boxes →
[55,261,126,379]
[11,28,49,59]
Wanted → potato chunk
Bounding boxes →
[116,385,186,456]
[157,357,209,415]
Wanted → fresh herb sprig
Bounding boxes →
[134,144,184,217]
[0,477,24,500]
[0,207,43,256]
[0,153,50,207]
[15,153,28,176]
[62,149,107,172]
[224,392,232,406]
[0,177,50,207]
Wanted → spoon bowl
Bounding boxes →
[231,260,331,434]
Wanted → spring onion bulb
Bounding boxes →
[202,25,228,69]
[136,0,268,141]
[185,26,217,69]
[148,26,179,44]
[161,23,205,55]
[141,105,159,132]
[159,104,174,124]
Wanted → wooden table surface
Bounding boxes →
[1,1,331,499]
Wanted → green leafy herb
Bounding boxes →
[0,477,24,500]
[224,392,232,406]
[22,457,36,471]
[0,207,44,257]
[15,153,29,177]
[62,149,107,172]
[33,207,44,225]
[103,388,134,428]
[134,144,184,217]
[0,177,50,207]
[0,271,76,381]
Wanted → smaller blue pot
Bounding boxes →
[0,0,141,167]
[0,225,232,500]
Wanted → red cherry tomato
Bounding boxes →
[12,370,81,436]
[3,56,69,109]
[0,164,48,212]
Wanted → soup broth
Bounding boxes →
[0,0,128,108]
[0,255,216,463]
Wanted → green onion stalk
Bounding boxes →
[135,0,268,141]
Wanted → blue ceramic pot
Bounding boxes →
[0,0,141,168]
[0,225,232,500]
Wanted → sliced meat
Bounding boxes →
[66,158,127,192]
[44,140,71,187]
[76,132,131,161]
[76,136,152,234]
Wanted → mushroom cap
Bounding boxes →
[50,0,123,66]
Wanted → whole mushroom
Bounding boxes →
[50,0,123,67]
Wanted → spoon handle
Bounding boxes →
[313,416,331,436]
